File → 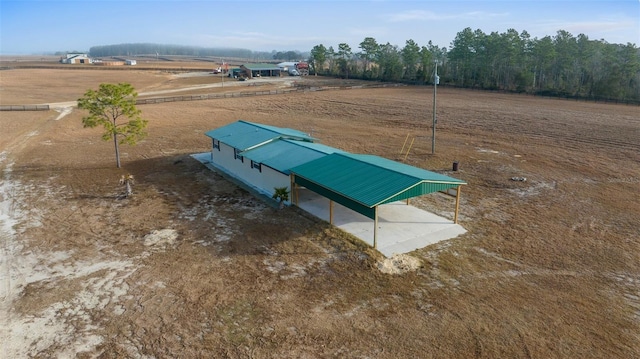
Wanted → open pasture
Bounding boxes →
[1,62,638,358]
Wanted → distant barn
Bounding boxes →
[239,63,281,78]
[60,53,91,64]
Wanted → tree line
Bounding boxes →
[308,28,640,103]
[88,43,277,61]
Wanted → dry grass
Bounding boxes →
[1,58,639,358]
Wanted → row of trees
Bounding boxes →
[88,43,278,61]
[308,28,640,102]
[271,50,306,61]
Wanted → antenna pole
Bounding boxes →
[432,61,438,154]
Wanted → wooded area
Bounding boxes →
[88,43,275,61]
[309,28,640,103]
[85,27,639,104]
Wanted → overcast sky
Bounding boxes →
[1,0,639,55]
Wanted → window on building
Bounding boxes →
[234,148,244,162]
[213,139,220,150]
[251,160,262,172]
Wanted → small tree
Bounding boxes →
[272,187,290,209]
[310,44,327,75]
[77,83,148,168]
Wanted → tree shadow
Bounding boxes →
[9,152,354,258]
[121,152,329,257]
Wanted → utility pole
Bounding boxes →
[432,61,439,154]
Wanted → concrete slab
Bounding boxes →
[295,188,466,257]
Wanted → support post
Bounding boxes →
[432,61,438,155]
[373,207,378,249]
[329,200,334,224]
[291,175,298,206]
[454,186,462,224]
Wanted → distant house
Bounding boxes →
[277,61,306,76]
[277,62,297,72]
[60,53,91,64]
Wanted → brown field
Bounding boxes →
[1,60,639,358]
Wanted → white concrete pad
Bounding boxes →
[295,188,466,257]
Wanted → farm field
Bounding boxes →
[1,62,639,358]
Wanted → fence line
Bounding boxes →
[1,83,405,110]
[135,83,405,105]
[0,104,50,111]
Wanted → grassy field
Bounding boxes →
[1,58,639,358]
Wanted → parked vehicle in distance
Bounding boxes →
[295,62,309,76]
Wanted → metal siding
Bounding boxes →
[379,183,461,205]
[256,165,291,204]
[211,143,290,202]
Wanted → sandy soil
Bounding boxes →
[0,64,639,358]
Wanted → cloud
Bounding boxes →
[348,26,388,37]
[387,10,439,22]
[540,19,636,34]
[530,17,639,42]
[189,31,330,51]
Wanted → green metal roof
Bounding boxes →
[347,154,465,184]
[290,153,466,218]
[204,120,315,151]
[240,139,345,174]
[241,63,281,71]
[204,121,466,220]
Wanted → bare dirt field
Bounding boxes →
[1,61,639,358]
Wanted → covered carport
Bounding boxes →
[240,63,282,78]
[290,153,466,255]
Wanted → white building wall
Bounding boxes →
[211,141,291,204]
[211,141,238,175]
[256,165,292,204]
